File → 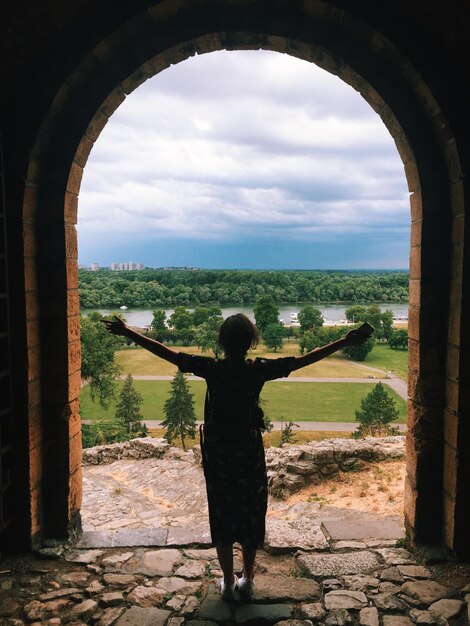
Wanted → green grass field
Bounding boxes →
[114,341,401,379]
[365,344,408,380]
[80,379,406,424]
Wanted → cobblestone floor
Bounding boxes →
[1,540,469,626]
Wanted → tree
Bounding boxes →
[192,305,221,326]
[169,306,193,331]
[115,374,146,434]
[345,305,368,323]
[298,305,324,332]
[299,326,344,354]
[263,323,284,352]
[195,309,224,357]
[343,335,375,361]
[151,309,167,341]
[280,420,299,445]
[161,371,197,450]
[380,309,394,341]
[353,382,400,437]
[254,295,279,334]
[80,313,121,408]
[344,305,393,340]
[389,328,408,350]
[299,330,320,354]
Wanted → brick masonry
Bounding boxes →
[1,0,469,558]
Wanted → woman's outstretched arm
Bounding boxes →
[101,316,179,365]
[290,329,368,372]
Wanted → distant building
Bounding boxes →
[110,261,145,271]
[90,262,100,271]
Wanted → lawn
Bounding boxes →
[364,344,408,380]
[115,343,377,379]
[80,379,406,423]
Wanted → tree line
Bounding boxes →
[79,269,409,308]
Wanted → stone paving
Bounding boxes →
[1,538,469,626]
[80,437,406,535]
[4,440,466,625]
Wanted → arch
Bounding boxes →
[21,0,464,553]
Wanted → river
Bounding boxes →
[82,302,409,328]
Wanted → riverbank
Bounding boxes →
[81,301,409,328]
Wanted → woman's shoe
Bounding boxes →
[238,576,254,601]
[220,574,238,601]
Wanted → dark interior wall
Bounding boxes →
[1,0,469,556]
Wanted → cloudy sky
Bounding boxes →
[78,50,410,269]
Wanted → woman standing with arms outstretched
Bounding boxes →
[103,313,368,602]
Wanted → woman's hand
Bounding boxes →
[344,329,369,346]
[101,315,129,337]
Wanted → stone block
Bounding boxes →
[139,548,183,576]
[25,290,40,320]
[375,548,415,565]
[65,549,104,564]
[442,441,458,497]
[66,258,79,288]
[167,524,211,546]
[66,161,84,195]
[382,617,414,626]
[404,159,421,193]
[322,516,404,541]
[359,607,379,626]
[254,575,320,603]
[265,518,328,552]
[74,135,94,168]
[65,224,78,259]
[68,465,83,515]
[429,598,463,619]
[67,288,80,314]
[64,191,78,224]
[197,594,231,622]
[372,593,409,611]
[24,256,38,291]
[23,184,39,218]
[173,559,205,579]
[324,590,368,610]
[299,602,326,622]
[23,221,38,257]
[115,606,171,626]
[126,585,165,607]
[67,598,99,621]
[85,109,109,142]
[234,603,291,624]
[401,580,450,606]
[96,606,127,626]
[297,551,380,577]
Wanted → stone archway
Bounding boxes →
[20,1,465,556]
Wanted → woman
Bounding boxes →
[102,313,367,602]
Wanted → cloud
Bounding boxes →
[78,50,409,267]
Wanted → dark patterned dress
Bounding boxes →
[177,353,295,548]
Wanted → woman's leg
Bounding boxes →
[216,542,234,584]
[241,544,256,580]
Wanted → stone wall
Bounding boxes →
[265,436,405,498]
[82,436,405,498]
